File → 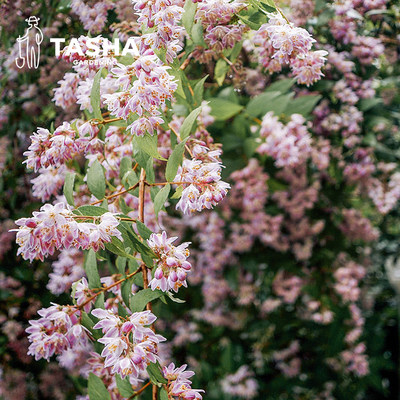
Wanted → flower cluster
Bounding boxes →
[253,13,328,86]
[147,231,192,292]
[26,303,87,361]
[103,54,177,136]
[174,145,230,214]
[193,0,247,63]
[14,203,122,262]
[71,0,114,33]
[23,123,81,171]
[257,112,312,167]
[163,363,204,399]
[92,309,165,379]
[221,366,258,399]
[132,0,184,63]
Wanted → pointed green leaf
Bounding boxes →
[84,249,101,289]
[88,373,111,400]
[154,183,170,218]
[180,106,203,140]
[130,288,164,313]
[165,139,188,182]
[87,159,106,200]
[90,68,103,120]
[116,375,135,398]
[63,171,76,207]
[182,0,197,39]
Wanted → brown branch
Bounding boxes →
[77,267,141,310]
[128,381,151,399]
[90,182,140,206]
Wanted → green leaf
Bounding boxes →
[88,373,111,400]
[105,236,134,259]
[259,0,276,12]
[265,94,292,116]
[192,23,207,46]
[154,183,170,218]
[266,78,295,93]
[284,95,322,117]
[208,98,244,120]
[87,159,106,200]
[123,227,156,259]
[359,98,382,111]
[90,68,103,120]
[182,0,197,39]
[165,139,188,182]
[171,185,183,199]
[136,221,152,240]
[159,387,169,400]
[133,134,166,161]
[77,205,107,217]
[121,279,132,308]
[116,375,135,398]
[63,171,76,207]
[84,249,101,289]
[246,91,280,117]
[116,256,127,274]
[215,59,229,86]
[119,157,132,179]
[130,288,164,312]
[193,75,209,105]
[146,362,168,385]
[180,106,203,140]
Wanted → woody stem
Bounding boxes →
[77,267,141,310]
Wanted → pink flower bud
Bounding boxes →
[155,268,164,279]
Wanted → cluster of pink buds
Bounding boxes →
[13,203,122,262]
[257,112,312,167]
[26,303,88,361]
[147,231,192,292]
[91,309,165,379]
[132,0,184,63]
[71,0,114,34]
[193,0,247,63]
[163,363,204,399]
[103,53,177,136]
[253,13,328,86]
[174,145,230,214]
[23,123,81,171]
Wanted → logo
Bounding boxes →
[15,16,44,69]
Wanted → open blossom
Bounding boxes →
[163,363,204,399]
[92,309,165,379]
[174,145,230,214]
[147,231,192,292]
[26,303,88,361]
[13,203,122,262]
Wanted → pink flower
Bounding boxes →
[147,231,192,293]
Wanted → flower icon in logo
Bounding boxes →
[15,16,44,69]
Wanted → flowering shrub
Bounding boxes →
[0,0,399,399]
